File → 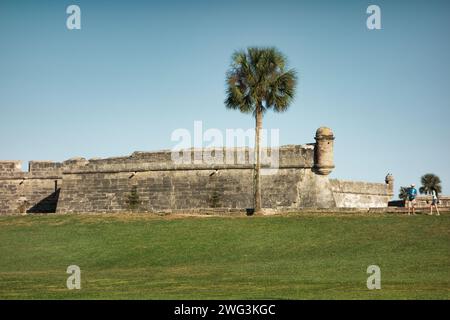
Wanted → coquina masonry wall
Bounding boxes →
[55,145,338,213]
[0,161,62,215]
[0,128,395,215]
[330,179,393,208]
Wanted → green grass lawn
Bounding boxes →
[0,212,449,299]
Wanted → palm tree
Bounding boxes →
[225,47,297,214]
[399,186,409,201]
[419,173,442,195]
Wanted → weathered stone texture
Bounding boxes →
[0,131,395,214]
[0,161,62,215]
[330,179,393,208]
[56,167,331,213]
[0,161,22,177]
[314,127,335,175]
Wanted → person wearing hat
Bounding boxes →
[407,184,418,215]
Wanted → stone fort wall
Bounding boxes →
[0,128,394,215]
[55,145,339,213]
[0,161,62,214]
[330,179,393,208]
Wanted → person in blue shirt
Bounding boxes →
[407,184,418,215]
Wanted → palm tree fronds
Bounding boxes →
[419,173,442,195]
[225,47,298,115]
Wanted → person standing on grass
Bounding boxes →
[407,184,418,215]
[429,189,440,216]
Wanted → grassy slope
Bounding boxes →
[0,213,449,299]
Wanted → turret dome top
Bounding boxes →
[315,127,334,137]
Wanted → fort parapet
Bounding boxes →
[0,160,62,214]
[0,128,395,215]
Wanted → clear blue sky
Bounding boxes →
[1,0,449,196]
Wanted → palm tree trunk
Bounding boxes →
[254,105,263,214]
